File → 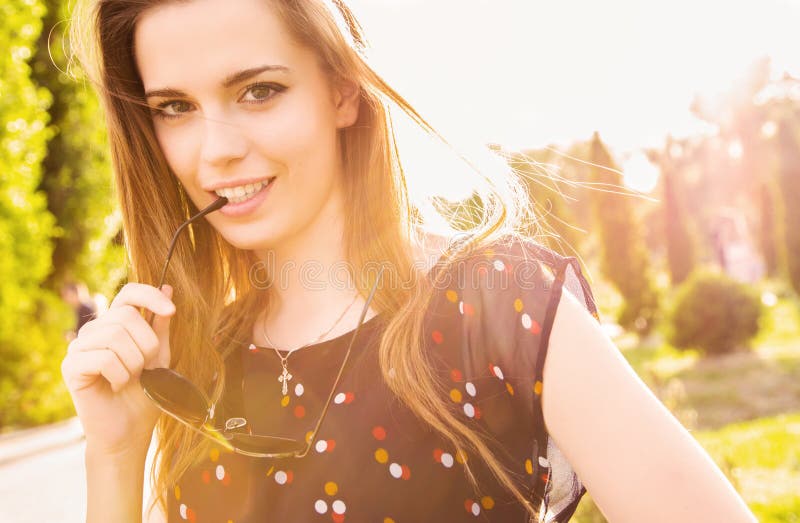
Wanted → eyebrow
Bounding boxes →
[144,64,291,99]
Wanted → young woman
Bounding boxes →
[61,0,757,521]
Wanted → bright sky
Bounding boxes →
[348,0,800,156]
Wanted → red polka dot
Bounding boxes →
[540,472,549,483]
[401,465,411,480]
[433,448,444,463]
[431,330,444,344]
[450,369,464,382]
[372,426,387,441]
[187,508,196,522]
[294,405,306,418]
[326,440,336,452]
[478,266,488,276]
[473,406,482,420]
[286,470,294,483]
[201,470,211,484]
[529,320,542,334]
[222,474,231,486]
[332,514,345,523]
[344,392,355,404]
[464,499,475,513]
[505,262,513,272]
[463,303,475,316]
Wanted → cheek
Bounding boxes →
[154,126,199,179]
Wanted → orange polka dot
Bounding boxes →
[431,330,444,344]
[481,496,495,509]
[525,459,533,475]
[372,426,387,441]
[433,448,444,463]
[506,382,515,395]
[401,464,411,480]
[375,448,389,463]
[473,406,482,419]
[325,481,338,496]
[464,499,475,513]
[529,319,542,334]
[201,470,211,484]
[513,298,523,312]
[294,405,306,418]
[450,369,464,382]
[326,439,336,452]
[286,470,294,484]
[187,508,196,523]
[332,514,345,523]
[344,392,355,404]
[449,389,463,403]
[446,289,458,302]
[463,302,475,316]
[534,381,543,395]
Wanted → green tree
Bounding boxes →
[775,118,800,295]
[587,132,659,334]
[0,0,74,428]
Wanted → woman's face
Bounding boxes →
[134,0,360,252]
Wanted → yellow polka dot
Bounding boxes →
[481,496,495,509]
[525,459,533,475]
[506,382,515,395]
[455,450,468,464]
[384,519,396,523]
[281,395,290,407]
[325,481,338,496]
[305,431,314,443]
[375,448,389,464]
[446,289,458,303]
[209,448,220,462]
[227,520,234,523]
[449,389,463,403]
[513,298,523,312]
[266,466,274,477]
[534,381,543,395]
[174,485,181,500]
[484,248,495,257]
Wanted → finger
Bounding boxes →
[109,282,176,317]
[67,323,145,379]
[149,285,173,369]
[80,306,160,362]
[62,349,132,393]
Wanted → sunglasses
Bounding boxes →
[139,196,384,458]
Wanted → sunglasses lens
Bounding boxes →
[140,368,208,424]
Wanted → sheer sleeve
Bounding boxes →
[436,236,600,522]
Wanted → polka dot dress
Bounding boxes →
[168,238,599,523]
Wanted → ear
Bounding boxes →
[332,78,361,129]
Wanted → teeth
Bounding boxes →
[214,179,271,203]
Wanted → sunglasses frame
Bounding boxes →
[139,196,384,459]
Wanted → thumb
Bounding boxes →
[149,284,173,369]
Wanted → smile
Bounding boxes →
[214,178,274,204]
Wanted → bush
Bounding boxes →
[668,269,763,356]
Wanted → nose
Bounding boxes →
[199,113,248,167]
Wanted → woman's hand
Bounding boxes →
[61,282,176,455]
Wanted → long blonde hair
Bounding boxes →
[69,0,544,518]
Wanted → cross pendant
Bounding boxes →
[278,366,293,396]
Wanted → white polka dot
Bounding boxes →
[521,313,532,329]
[493,259,505,271]
[465,382,477,397]
[463,403,475,418]
[459,300,464,314]
[248,343,257,351]
[215,464,225,481]
[492,365,504,380]
[441,453,454,468]
[179,503,187,520]
[315,440,328,453]
[471,501,481,516]
[332,500,347,514]
[334,392,346,404]
[295,383,304,396]
[314,500,328,514]
[389,463,403,478]
[274,470,287,485]
[539,456,550,468]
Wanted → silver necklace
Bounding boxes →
[261,292,361,395]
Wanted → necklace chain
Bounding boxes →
[261,292,361,395]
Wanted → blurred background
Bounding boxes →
[0,0,798,521]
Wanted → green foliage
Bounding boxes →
[0,0,75,428]
[668,269,763,356]
[587,132,659,334]
[659,150,696,286]
[775,118,800,297]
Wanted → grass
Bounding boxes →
[570,277,800,522]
